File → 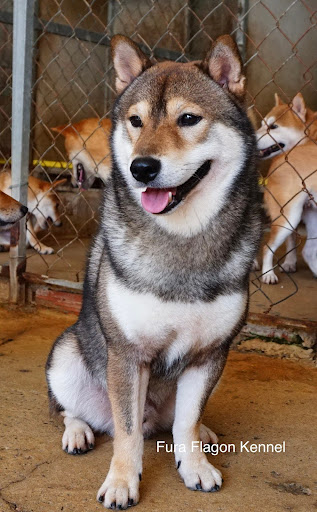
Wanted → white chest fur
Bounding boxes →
[107,277,247,365]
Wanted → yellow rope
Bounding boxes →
[0,158,73,169]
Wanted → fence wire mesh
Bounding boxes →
[0,0,316,317]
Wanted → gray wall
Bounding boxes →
[246,0,317,123]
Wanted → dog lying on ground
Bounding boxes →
[256,93,317,283]
[46,34,263,509]
[0,172,66,254]
[0,190,28,232]
[52,118,112,189]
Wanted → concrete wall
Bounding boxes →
[246,0,317,123]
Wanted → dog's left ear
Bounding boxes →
[202,35,245,100]
[291,93,306,122]
[111,35,152,94]
[52,178,67,189]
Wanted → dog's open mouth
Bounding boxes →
[258,143,285,159]
[141,160,211,214]
[0,219,15,229]
[77,163,90,190]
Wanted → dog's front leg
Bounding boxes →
[26,217,54,254]
[97,352,149,510]
[173,356,225,493]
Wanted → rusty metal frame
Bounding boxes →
[9,0,36,303]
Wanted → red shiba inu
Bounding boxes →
[0,172,66,254]
[0,190,28,233]
[256,93,317,283]
[52,118,112,189]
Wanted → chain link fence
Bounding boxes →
[0,0,316,322]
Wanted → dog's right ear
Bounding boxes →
[202,35,246,100]
[291,93,306,122]
[111,35,152,94]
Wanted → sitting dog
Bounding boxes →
[0,172,66,254]
[46,34,263,509]
[52,118,112,189]
[0,190,28,232]
[256,94,317,283]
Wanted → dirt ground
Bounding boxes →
[0,307,316,512]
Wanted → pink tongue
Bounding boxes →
[141,188,176,214]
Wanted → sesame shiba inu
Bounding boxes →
[52,118,112,189]
[0,190,28,232]
[256,94,317,283]
[0,172,66,254]
[46,35,263,509]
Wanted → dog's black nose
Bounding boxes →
[20,205,28,215]
[130,157,161,184]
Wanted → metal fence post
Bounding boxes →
[10,0,35,303]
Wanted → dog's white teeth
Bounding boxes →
[168,192,173,203]
[140,187,147,193]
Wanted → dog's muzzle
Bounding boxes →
[140,160,212,215]
[258,142,285,159]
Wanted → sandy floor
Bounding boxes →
[0,307,316,512]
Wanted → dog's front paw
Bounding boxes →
[37,244,54,255]
[97,468,140,509]
[178,454,222,492]
[261,269,278,284]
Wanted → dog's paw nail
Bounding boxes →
[139,473,142,481]
[98,495,104,503]
[118,505,123,510]
[89,443,94,450]
[196,483,202,490]
[211,484,220,492]
[72,448,78,455]
[64,445,68,453]
[177,460,181,469]
[128,498,134,507]
[110,502,116,509]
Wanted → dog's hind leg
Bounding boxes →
[26,218,54,255]
[302,206,317,277]
[62,414,95,455]
[143,388,218,445]
[46,330,114,454]
[280,232,297,273]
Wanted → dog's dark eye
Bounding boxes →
[178,113,202,127]
[269,124,278,130]
[129,115,143,128]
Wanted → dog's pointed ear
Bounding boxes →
[274,93,284,106]
[291,93,306,122]
[52,178,67,189]
[111,35,152,94]
[202,35,245,100]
